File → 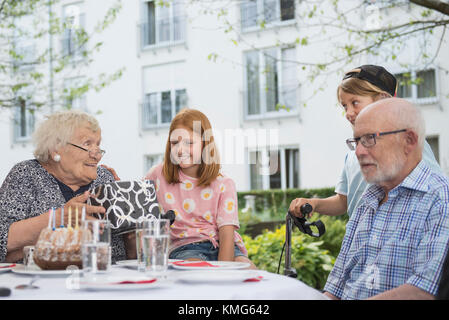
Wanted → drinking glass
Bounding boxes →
[136,218,155,272]
[23,245,35,269]
[142,219,170,278]
[81,220,111,275]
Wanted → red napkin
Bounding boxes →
[173,261,218,267]
[244,276,264,282]
[113,279,157,285]
[0,264,15,269]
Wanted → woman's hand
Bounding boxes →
[100,164,120,181]
[54,191,107,227]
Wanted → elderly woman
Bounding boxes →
[0,110,132,263]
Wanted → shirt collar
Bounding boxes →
[394,159,430,193]
[362,160,431,207]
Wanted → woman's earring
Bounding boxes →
[53,154,61,162]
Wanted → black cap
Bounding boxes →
[342,65,397,97]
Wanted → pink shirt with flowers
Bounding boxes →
[145,163,247,256]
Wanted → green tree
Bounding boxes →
[201,0,449,103]
[0,0,123,113]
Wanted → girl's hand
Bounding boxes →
[218,225,236,261]
[100,164,121,181]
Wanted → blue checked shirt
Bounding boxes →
[324,161,449,299]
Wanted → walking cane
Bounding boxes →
[284,203,326,278]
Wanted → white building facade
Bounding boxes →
[1,0,448,191]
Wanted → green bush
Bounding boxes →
[238,187,349,289]
[242,226,334,290]
[238,187,336,221]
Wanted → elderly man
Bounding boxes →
[323,98,449,300]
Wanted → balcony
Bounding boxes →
[140,15,186,50]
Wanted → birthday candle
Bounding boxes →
[75,207,79,229]
[60,207,64,228]
[52,207,56,231]
[81,206,86,221]
[68,207,72,230]
[47,208,52,229]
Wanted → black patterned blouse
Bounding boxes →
[0,159,127,262]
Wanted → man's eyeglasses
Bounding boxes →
[68,142,106,158]
[346,129,407,151]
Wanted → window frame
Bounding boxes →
[144,153,164,175]
[243,46,299,121]
[247,146,300,190]
[394,66,439,105]
[63,77,88,110]
[142,88,188,129]
[240,0,296,33]
[61,3,86,61]
[12,98,35,143]
[140,0,186,50]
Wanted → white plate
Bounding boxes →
[175,270,261,284]
[11,264,82,277]
[79,276,164,291]
[0,263,17,273]
[171,261,250,270]
[116,259,182,269]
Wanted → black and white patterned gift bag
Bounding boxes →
[88,180,160,233]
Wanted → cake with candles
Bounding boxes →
[33,207,90,270]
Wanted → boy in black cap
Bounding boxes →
[289,64,441,220]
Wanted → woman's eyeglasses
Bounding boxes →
[67,142,106,158]
[346,129,407,151]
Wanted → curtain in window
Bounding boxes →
[417,69,436,98]
[395,73,412,98]
[144,93,158,125]
[264,0,278,23]
[175,89,187,114]
[145,1,156,45]
[281,47,296,109]
[173,0,184,42]
[264,48,278,112]
[246,51,260,115]
[158,4,170,42]
[161,91,172,123]
[14,101,34,140]
[250,151,264,190]
[241,0,258,29]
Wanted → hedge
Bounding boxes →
[237,187,336,221]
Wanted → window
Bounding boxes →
[63,77,87,110]
[244,47,298,119]
[241,0,295,30]
[13,98,35,142]
[62,3,86,59]
[417,69,436,99]
[142,89,187,128]
[426,136,440,164]
[141,0,186,48]
[144,154,164,175]
[249,147,299,190]
[395,68,438,104]
[142,62,187,128]
[12,14,35,71]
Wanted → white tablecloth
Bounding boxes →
[0,265,328,300]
